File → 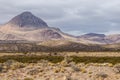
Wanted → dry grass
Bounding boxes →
[0,52,120,57]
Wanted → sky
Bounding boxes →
[0,0,120,35]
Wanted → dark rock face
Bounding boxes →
[8,11,48,28]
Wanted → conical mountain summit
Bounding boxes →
[7,11,48,28]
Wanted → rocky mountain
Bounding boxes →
[0,11,120,45]
[0,12,68,41]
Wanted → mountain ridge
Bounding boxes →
[0,11,120,45]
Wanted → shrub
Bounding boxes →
[27,68,39,75]
[24,78,33,80]
[71,65,80,72]
[95,73,108,79]
[114,64,120,73]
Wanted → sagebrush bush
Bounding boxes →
[95,73,108,79]
[114,64,120,73]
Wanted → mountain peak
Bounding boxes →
[21,11,32,14]
[7,11,48,28]
[19,11,33,17]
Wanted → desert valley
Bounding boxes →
[0,11,120,80]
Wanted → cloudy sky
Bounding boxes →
[0,0,120,35]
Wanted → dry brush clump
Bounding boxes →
[24,77,34,80]
[95,72,108,80]
[60,56,72,67]
[0,60,26,73]
[113,64,120,74]
[63,76,72,80]
[27,68,40,75]
[69,62,80,72]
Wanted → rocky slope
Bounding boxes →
[7,11,48,28]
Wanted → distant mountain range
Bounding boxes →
[0,11,120,45]
[78,33,120,44]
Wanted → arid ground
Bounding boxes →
[0,52,120,80]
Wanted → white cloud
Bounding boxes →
[0,0,120,35]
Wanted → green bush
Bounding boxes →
[0,55,120,64]
[0,55,64,63]
[71,56,120,64]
